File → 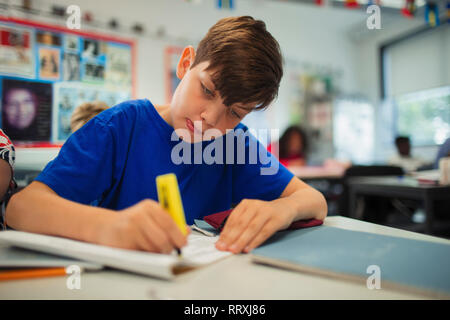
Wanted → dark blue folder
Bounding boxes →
[251,225,450,298]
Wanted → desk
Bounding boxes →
[288,165,345,181]
[348,176,450,235]
[1,216,448,300]
[289,166,346,215]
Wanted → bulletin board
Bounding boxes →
[164,46,183,105]
[0,16,136,147]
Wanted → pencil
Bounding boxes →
[0,267,68,281]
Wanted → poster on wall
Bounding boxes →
[53,82,131,142]
[81,39,106,83]
[64,34,80,52]
[63,52,80,81]
[1,78,52,142]
[105,43,132,87]
[82,39,101,60]
[82,63,104,82]
[165,46,183,104]
[36,30,61,47]
[0,18,135,146]
[38,47,61,80]
[0,24,35,78]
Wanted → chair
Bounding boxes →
[337,165,404,222]
[343,165,404,178]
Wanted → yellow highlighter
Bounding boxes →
[156,173,187,255]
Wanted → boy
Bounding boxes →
[6,16,327,254]
[0,129,16,230]
[70,100,110,132]
[389,136,429,172]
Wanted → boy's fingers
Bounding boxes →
[217,207,244,248]
[220,202,247,234]
[140,211,173,253]
[228,213,270,253]
[222,200,249,232]
[134,224,158,252]
[218,207,256,250]
[150,206,188,249]
[243,222,277,253]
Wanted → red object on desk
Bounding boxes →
[204,209,323,232]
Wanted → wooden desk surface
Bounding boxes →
[0,216,448,300]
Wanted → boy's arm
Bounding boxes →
[6,181,188,253]
[216,176,327,254]
[6,181,117,242]
[278,176,328,221]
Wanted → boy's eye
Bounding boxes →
[229,108,241,119]
[201,83,214,97]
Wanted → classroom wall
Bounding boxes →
[10,0,373,169]
[48,0,369,131]
[8,0,441,168]
[352,15,444,163]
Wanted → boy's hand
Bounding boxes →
[215,198,296,254]
[96,199,189,253]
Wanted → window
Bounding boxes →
[333,97,374,164]
[395,86,450,146]
[381,23,449,147]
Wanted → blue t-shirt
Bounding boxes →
[36,99,294,225]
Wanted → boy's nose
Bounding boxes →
[200,104,221,129]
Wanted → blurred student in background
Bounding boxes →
[268,125,308,167]
[388,136,429,173]
[0,129,16,230]
[70,101,109,133]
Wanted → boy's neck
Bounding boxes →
[154,104,173,128]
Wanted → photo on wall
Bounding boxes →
[53,82,131,142]
[1,78,52,142]
[105,43,132,87]
[64,34,80,52]
[0,24,35,78]
[83,63,104,82]
[164,46,183,104]
[82,39,100,60]
[36,30,61,47]
[38,47,61,80]
[63,52,80,81]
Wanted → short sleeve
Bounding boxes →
[0,129,15,170]
[231,128,294,204]
[35,117,116,205]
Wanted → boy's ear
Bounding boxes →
[176,46,196,79]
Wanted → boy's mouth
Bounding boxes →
[186,118,202,135]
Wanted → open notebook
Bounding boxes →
[0,244,103,270]
[0,230,231,280]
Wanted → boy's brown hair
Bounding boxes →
[191,16,283,111]
[70,101,109,133]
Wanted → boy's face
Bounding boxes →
[397,141,410,156]
[169,46,254,143]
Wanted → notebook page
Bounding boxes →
[0,231,231,279]
[180,233,232,265]
[0,231,177,279]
